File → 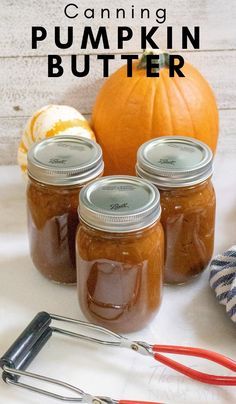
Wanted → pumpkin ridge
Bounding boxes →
[138,76,155,140]
[172,73,196,136]
[44,119,91,138]
[161,69,175,133]
[97,74,143,173]
[116,75,143,129]
[190,65,219,139]
[114,76,145,169]
[120,78,141,110]
[30,107,48,142]
[174,64,218,148]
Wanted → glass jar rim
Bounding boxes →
[136,136,213,188]
[78,176,161,233]
[27,135,104,186]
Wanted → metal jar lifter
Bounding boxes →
[1,312,236,403]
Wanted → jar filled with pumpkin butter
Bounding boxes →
[76,176,164,333]
[27,135,104,284]
[136,136,216,285]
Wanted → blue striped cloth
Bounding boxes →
[209,246,236,323]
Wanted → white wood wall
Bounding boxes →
[0,0,235,164]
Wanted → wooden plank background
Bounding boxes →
[0,0,235,164]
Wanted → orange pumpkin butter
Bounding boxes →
[92,51,219,176]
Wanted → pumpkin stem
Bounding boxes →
[137,49,170,73]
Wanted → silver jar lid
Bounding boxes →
[79,176,161,233]
[27,135,104,186]
[136,136,213,188]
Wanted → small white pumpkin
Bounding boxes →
[18,104,95,173]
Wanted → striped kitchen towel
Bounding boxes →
[209,246,236,323]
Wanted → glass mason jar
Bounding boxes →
[136,136,216,285]
[76,176,164,333]
[27,135,104,284]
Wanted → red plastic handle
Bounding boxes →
[152,345,236,386]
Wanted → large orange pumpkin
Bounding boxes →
[91,51,219,176]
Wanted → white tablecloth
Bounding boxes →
[0,157,235,404]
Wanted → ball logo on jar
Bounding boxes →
[49,157,68,165]
[159,158,176,165]
[110,202,129,210]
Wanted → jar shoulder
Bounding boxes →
[160,180,215,211]
[77,222,164,261]
[27,180,81,217]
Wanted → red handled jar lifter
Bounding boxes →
[1,312,236,403]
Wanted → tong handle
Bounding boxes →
[152,345,236,385]
[0,311,51,381]
[2,328,52,382]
